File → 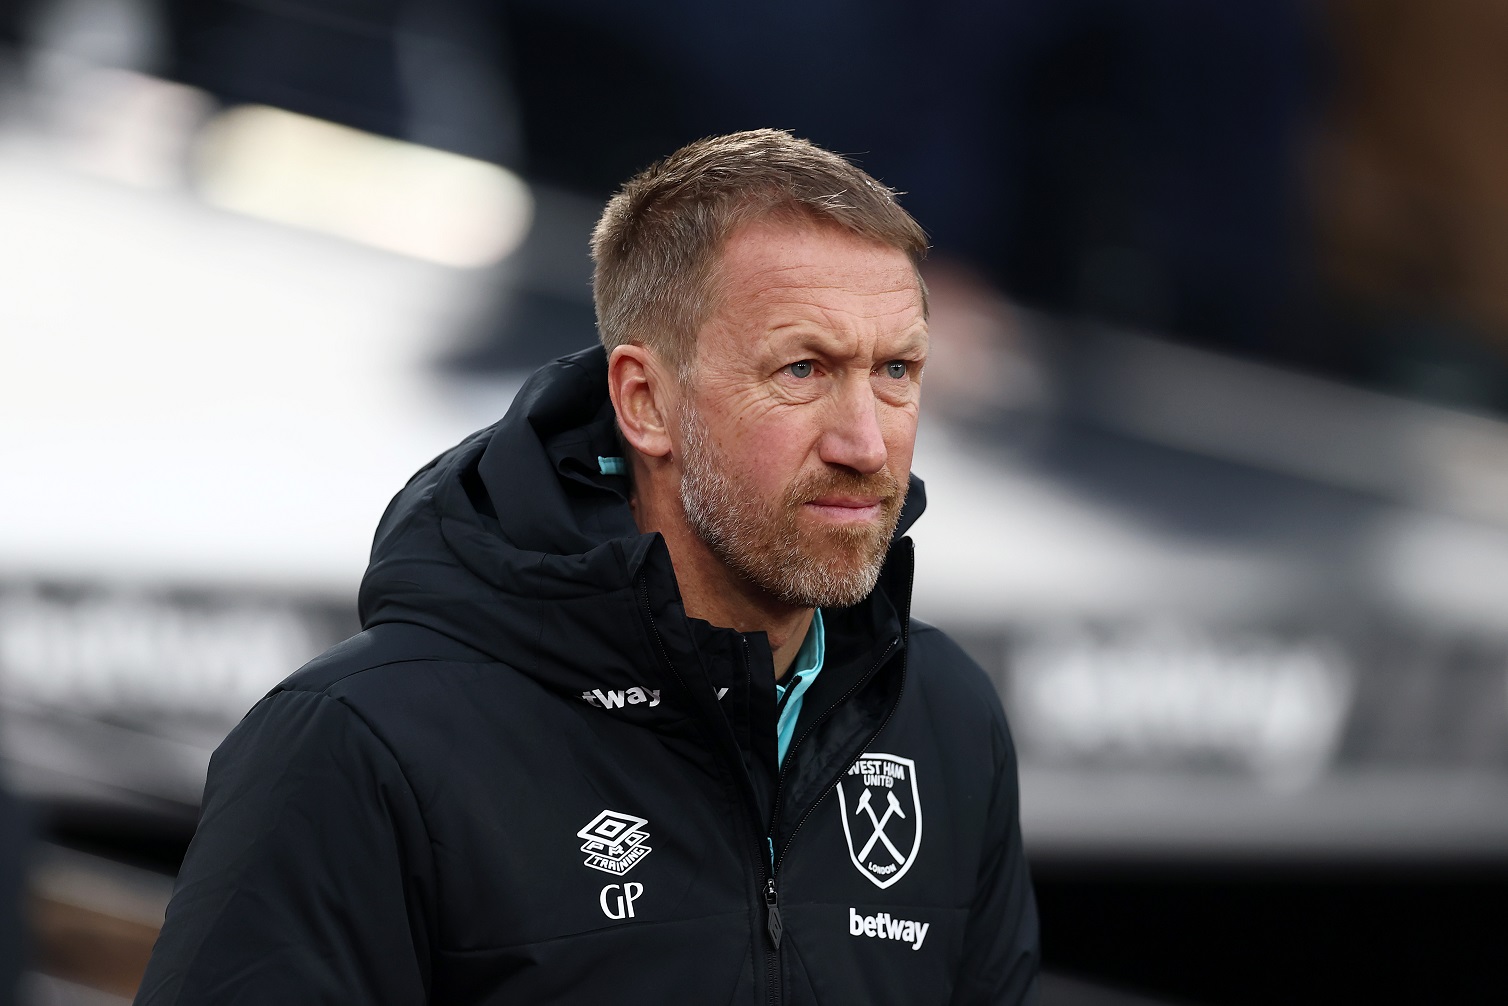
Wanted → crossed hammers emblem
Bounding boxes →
[853,787,908,863]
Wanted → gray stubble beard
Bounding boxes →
[677,403,903,609]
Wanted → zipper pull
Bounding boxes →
[764,877,783,949]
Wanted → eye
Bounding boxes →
[786,360,815,379]
[884,361,909,379]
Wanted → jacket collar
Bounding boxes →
[359,346,922,740]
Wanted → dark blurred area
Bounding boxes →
[3,1,1508,1003]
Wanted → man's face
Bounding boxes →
[674,219,927,608]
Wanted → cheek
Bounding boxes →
[881,408,920,470]
[725,412,820,485]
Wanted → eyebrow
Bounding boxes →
[768,325,929,357]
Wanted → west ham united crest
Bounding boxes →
[836,753,922,889]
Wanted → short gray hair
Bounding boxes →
[591,129,928,377]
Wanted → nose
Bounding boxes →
[818,378,888,474]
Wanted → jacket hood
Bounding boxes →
[357,346,926,707]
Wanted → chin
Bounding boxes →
[764,542,889,609]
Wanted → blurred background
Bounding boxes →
[2,1,1508,1003]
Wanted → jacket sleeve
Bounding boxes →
[135,688,434,1006]
[949,712,1041,1005]
[0,783,26,1006]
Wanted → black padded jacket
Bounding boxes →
[136,347,1040,1005]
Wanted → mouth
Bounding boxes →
[802,495,887,524]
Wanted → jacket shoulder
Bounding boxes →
[261,624,520,791]
[906,618,1002,709]
[904,617,1022,771]
[276,622,494,698]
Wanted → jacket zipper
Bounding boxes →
[763,877,782,1006]
[735,635,783,1006]
[639,581,785,1004]
[767,552,915,887]
[768,632,903,879]
[639,559,914,1005]
[757,629,905,1005]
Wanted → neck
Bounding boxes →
[631,478,812,681]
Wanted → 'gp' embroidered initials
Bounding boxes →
[600,883,643,919]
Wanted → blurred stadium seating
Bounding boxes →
[2,2,1506,1003]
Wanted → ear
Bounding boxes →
[607,344,676,459]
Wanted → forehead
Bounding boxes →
[703,219,924,338]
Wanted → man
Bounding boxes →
[137,130,1039,1004]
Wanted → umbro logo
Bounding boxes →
[578,810,653,875]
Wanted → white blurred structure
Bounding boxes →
[2,41,1508,860]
